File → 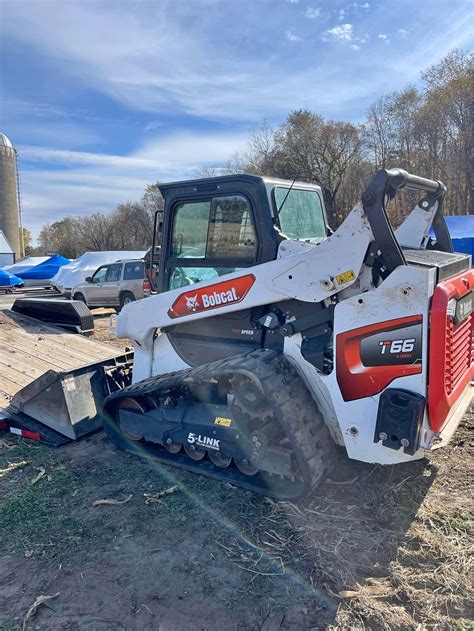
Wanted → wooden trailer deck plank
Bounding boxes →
[0,341,71,372]
[0,310,120,360]
[1,336,85,370]
[0,373,29,397]
[0,356,48,381]
[2,329,104,366]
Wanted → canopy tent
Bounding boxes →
[15,254,71,281]
[51,251,147,295]
[0,268,23,288]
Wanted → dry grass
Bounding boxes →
[215,414,473,630]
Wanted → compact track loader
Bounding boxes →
[103,168,473,499]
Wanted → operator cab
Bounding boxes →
[154,175,329,366]
[156,174,328,293]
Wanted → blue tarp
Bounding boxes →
[444,215,474,257]
[430,216,474,257]
[16,254,71,280]
[0,268,23,287]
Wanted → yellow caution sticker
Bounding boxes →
[214,417,232,427]
[336,269,356,285]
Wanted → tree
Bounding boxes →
[37,217,79,258]
[21,227,32,255]
[362,96,394,169]
[112,202,152,249]
[242,110,363,225]
[141,183,164,220]
[421,49,474,214]
[75,212,114,251]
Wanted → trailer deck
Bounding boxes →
[0,309,131,439]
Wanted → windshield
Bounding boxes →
[274,187,326,240]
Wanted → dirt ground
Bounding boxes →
[0,312,472,630]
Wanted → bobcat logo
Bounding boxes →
[185,294,199,311]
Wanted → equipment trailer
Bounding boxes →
[101,168,473,500]
[0,309,131,443]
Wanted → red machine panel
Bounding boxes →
[428,270,473,431]
[336,315,423,402]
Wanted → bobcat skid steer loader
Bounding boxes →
[102,168,473,500]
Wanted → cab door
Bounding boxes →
[101,263,123,305]
[160,194,265,365]
[85,265,108,306]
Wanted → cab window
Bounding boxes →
[92,266,108,283]
[172,201,209,259]
[106,264,122,282]
[123,262,144,280]
[171,196,256,260]
[274,188,326,240]
[168,195,257,289]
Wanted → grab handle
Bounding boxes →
[384,168,445,196]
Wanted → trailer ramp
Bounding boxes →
[0,309,131,441]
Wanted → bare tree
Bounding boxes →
[362,96,393,168]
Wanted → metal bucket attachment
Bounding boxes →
[9,354,132,440]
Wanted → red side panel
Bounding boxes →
[336,315,423,402]
[168,274,256,319]
[428,270,474,432]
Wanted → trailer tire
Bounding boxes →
[120,292,135,309]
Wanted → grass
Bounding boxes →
[0,442,89,559]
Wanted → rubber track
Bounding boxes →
[102,349,336,500]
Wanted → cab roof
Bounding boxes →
[158,174,322,195]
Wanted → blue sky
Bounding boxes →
[0,0,472,240]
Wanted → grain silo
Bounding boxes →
[0,132,23,260]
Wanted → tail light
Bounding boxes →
[428,270,474,431]
[143,279,151,293]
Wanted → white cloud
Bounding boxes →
[338,9,345,20]
[398,28,409,38]
[18,130,251,238]
[286,30,301,41]
[378,33,390,43]
[324,23,353,42]
[305,7,321,18]
[353,2,370,8]
[350,44,361,51]
[3,1,473,125]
